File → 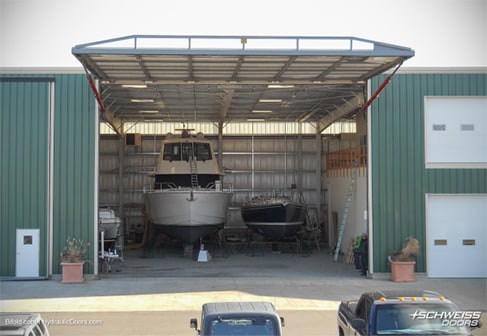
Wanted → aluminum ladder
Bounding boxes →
[190,156,199,188]
[333,160,359,262]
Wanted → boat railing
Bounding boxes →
[207,181,234,192]
[144,181,233,192]
[158,181,178,190]
[294,190,306,205]
[222,182,234,192]
[143,182,178,192]
[285,189,306,205]
[244,188,304,205]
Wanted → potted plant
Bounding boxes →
[60,237,89,283]
[388,237,419,282]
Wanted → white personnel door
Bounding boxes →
[16,229,40,277]
[426,195,487,278]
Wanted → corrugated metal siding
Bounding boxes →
[1,78,50,276]
[221,136,318,206]
[0,74,96,276]
[102,121,319,135]
[370,73,487,273]
[52,74,96,274]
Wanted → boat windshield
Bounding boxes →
[163,142,212,161]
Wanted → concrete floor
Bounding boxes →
[99,240,353,279]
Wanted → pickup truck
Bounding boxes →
[190,301,285,336]
[337,290,481,336]
[0,313,50,336]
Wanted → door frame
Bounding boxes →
[425,193,487,278]
[16,229,40,277]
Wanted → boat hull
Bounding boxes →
[145,189,233,243]
[241,203,306,241]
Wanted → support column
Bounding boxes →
[118,134,125,234]
[315,130,322,225]
[296,123,303,191]
[218,122,224,171]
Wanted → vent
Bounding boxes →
[461,124,474,131]
[432,124,446,131]
[126,133,142,146]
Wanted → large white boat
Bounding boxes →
[144,130,233,243]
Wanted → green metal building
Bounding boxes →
[370,72,487,276]
[1,74,97,278]
[1,68,486,279]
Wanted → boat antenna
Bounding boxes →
[176,122,195,138]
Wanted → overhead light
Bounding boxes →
[247,118,265,122]
[139,110,159,114]
[252,110,273,113]
[259,99,282,103]
[267,84,294,89]
[131,99,154,103]
[121,84,147,88]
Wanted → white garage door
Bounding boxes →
[426,194,487,278]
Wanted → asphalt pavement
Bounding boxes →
[1,245,486,335]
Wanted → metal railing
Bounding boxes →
[73,35,414,57]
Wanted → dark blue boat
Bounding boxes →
[241,190,306,241]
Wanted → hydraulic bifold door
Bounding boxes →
[426,194,487,278]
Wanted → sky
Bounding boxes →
[0,0,486,68]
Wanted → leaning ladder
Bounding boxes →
[333,160,359,262]
[190,156,199,188]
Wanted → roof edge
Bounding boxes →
[72,35,414,58]
[3,66,485,76]
[0,67,85,74]
[394,66,487,74]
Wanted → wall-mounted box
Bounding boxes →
[126,133,142,146]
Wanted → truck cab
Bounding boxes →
[0,313,50,336]
[190,301,285,336]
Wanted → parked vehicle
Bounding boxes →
[191,301,285,336]
[337,290,481,336]
[0,313,50,336]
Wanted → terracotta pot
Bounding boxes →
[390,260,416,282]
[61,261,85,283]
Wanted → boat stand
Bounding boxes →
[99,229,124,273]
[206,229,231,258]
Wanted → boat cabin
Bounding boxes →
[154,132,223,190]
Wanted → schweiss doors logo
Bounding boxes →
[409,311,482,327]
